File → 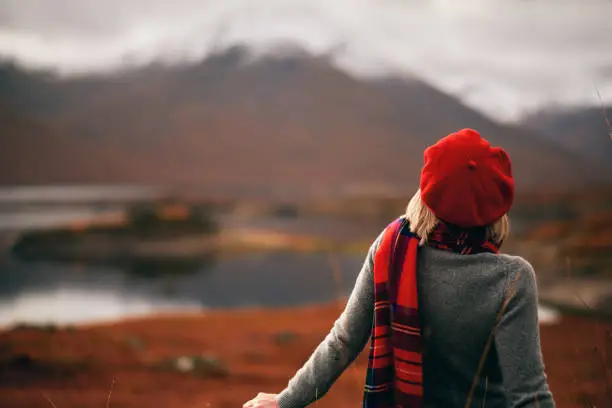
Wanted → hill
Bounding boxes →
[522,105,612,173]
[1,47,608,194]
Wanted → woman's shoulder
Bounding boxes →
[495,253,539,296]
[496,253,536,276]
[497,253,534,270]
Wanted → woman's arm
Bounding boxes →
[494,258,555,408]
[274,235,382,408]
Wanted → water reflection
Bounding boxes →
[0,252,364,327]
[0,287,202,326]
[0,253,562,327]
[0,189,563,328]
[119,257,216,278]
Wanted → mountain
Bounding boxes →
[0,46,608,194]
[522,106,612,173]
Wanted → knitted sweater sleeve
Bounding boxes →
[275,234,383,408]
[494,258,556,408]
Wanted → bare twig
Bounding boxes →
[464,271,522,408]
[106,377,116,408]
[41,392,58,408]
[565,256,612,406]
[481,376,489,408]
[594,87,612,140]
[564,257,593,404]
[593,319,612,407]
[595,332,612,406]
[565,257,591,310]
[41,378,116,408]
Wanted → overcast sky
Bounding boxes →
[0,0,611,122]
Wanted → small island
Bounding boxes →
[10,202,220,264]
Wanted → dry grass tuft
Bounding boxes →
[41,378,116,408]
[106,377,115,408]
[42,392,58,408]
[566,256,612,406]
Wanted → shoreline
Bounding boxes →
[6,277,612,330]
[8,226,370,264]
[0,301,570,331]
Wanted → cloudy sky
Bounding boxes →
[0,0,611,122]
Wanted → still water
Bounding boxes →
[0,252,365,327]
[0,186,560,327]
[0,251,562,327]
[0,187,377,327]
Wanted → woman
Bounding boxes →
[243,129,555,408]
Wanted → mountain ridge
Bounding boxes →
[522,105,612,173]
[1,47,609,193]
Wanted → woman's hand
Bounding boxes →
[242,392,280,408]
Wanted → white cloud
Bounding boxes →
[0,0,611,122]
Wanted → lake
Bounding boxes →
[0,251,365,327]
[0,186,561,327]
[0,252,562,327]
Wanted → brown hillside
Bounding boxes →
[522,105,612,171]
[0,47,607,192]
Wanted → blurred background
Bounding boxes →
[0,1,611,407]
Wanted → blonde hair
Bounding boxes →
[405,189,510,246]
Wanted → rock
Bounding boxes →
[170,353,229,377]
[196,353,230,377]
[175,356,195,372]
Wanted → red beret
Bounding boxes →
[420,128,514,228]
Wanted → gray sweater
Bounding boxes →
[277,231,555,408]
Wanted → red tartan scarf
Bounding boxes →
[363,217,499,408]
